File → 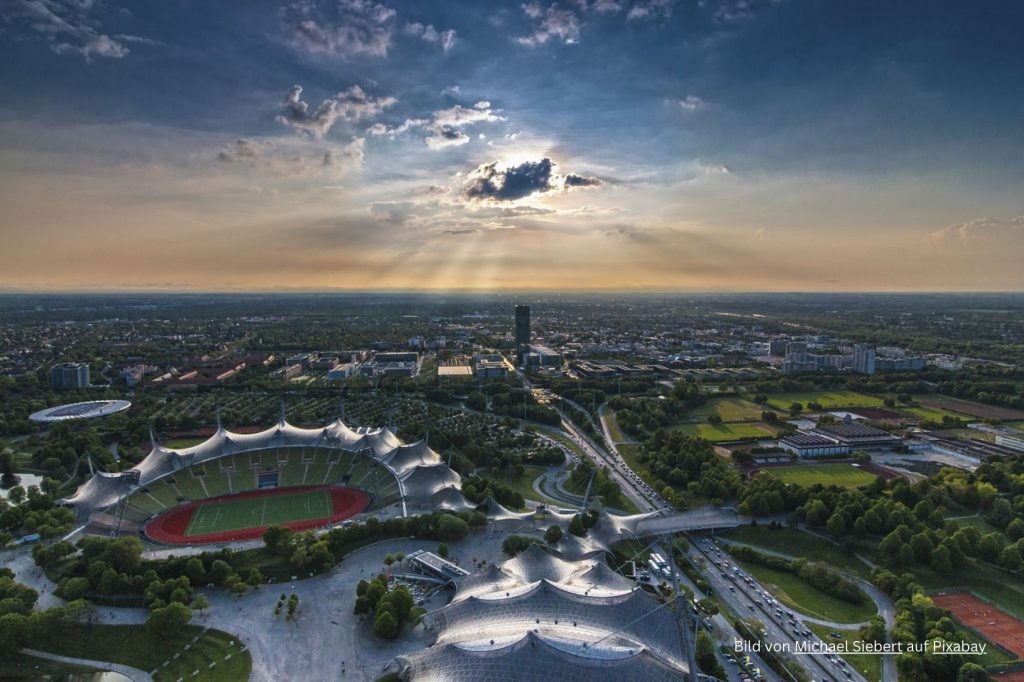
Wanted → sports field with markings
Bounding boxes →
[185,488,332,536]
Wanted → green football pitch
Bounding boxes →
[185,489,333,536]
[763,463,876,488]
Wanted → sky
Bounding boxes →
[0,0,1022,292]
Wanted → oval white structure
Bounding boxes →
[29,399,132,423]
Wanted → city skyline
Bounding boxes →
[1,0,1022,292]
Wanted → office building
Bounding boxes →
[51,362,90,389]
[514,305,531,363]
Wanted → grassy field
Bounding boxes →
[806,623,882,682]
[26,624,251,682]
[724,526,873,578]
[764,391,887,411]
[601,407,627,442]
[187,489,332,536]
[480,465,556,507]
[734,559,877,624]
[763,463,877,488]
[676,422,776,442]
[691,397,765,422]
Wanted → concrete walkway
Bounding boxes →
[21,649,152,681]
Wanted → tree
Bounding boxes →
[262,525,294,556]
[696,597,719,617]
[826,512,847,538]
[245,568,263,587]
[184,558,206,586]
[568,514,587,537]
[957,663,989,682]
[146,602,191,637]
[373,609,399,639]
[191,593,210,618]
[695,631,725,679]
[209,560,234,586]
[544,525,563,544]
[805,499,829,526]
[437,543,449,558]
[435,514,469,541]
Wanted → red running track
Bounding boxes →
[144,485,370,545]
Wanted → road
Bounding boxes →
[514,368,664,510]
[688,538,869,682]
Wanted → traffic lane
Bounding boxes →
[690,541,862,682]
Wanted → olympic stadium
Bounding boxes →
[63,414,467,544]
[388,542,692,681]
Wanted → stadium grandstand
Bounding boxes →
[62,414,469,541]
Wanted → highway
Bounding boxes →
[688,538,867,682]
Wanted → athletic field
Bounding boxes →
[186,488,332,536]
[146,485,369,544]
[761,463,876,488]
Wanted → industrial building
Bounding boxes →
[778,433,851,458]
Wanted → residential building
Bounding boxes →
[51,362,90,389]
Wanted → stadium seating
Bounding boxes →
[202,467,232,498]
[125,445,403,516]
[302,452,331,485]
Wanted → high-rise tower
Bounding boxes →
[514,305,531,363]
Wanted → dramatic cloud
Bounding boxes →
[277,85,396,137]
[1,0,142,59]
[931,215,1024,240]
[404,22,457,51]
[464,158,602,201]
[518,2,581,46]
[282,0,396,57]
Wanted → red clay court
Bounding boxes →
[933,591,1024,659]
[145,485,370,545]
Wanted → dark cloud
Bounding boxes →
[464,158,605,201]
[465,158,555,201]
[564,173,602,188]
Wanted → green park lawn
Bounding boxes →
[763,463,877,488]
[480,465,557,507]
[764,391,887,411]
[733,560,877,624]
[26,625,251,682]
[691,397,765,423]
[676,422,776,442]
[724,526,872,578]
[806,624,882,682]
